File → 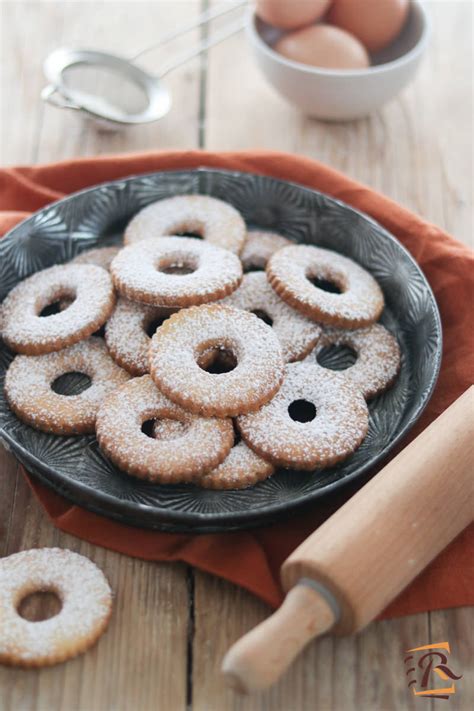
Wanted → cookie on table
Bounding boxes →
[0,548,112,668]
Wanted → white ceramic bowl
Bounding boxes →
[246,0,430,121]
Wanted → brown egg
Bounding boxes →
[255,0,332,30]
[274,24,370,70]
[328,0,409,53]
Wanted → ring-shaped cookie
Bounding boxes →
[1,264,115,355]
[124,195,246,254]
[0,548,112,668]
[71,246,121,271]
[105,297,176,375]
[237,361,369,470]
[307,323,401,399]
[111,236,242,307]
[96,375,234,483]
[198,439,275,490]
[222,271,321,362]
[153,419,275,489]
[5,338,130,435]
[267,244,384,328]
[149,304,285,417]
[240,230,292,271]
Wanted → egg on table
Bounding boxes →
[328,0,410,53]
[255,0,332,30]
[274,23,370,70]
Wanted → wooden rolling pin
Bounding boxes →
[222,386,474,693]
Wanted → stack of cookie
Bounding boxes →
[2,195,400,489]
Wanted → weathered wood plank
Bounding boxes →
[193,1,473,709]
[0,2,203,709]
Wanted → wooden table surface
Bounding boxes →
[0,2,472,710]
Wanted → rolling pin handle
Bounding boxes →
[222,582,337,694]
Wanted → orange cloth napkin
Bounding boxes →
[1,150,473,616]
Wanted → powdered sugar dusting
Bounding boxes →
[96,375,234,482]
[105,297,176,375]
[306,323,401,399]
[5,337,130,434]
[222,271,321,362]
[111,236,242,307]
[124,195,246,254]
[0,548,111,666]
[240,230,291,271]
[71,246,121,271]
[267,245,384,328]
[1,264,115,354]
[198,437,274,489]
[153,418,275,489]
[149,304,285,417]
[238,361,369,470]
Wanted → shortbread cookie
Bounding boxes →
[1,264,115,355]
[153,419,275,489]
[5,338,130,435]
[71,246,121,271]
[198,434,275,489]
[307,323,401,399]
[105,298,176,376]
[238,361,369,470]
[0,548,112,668]
[222,271,321,362]
[149,304,285,417]
[111,236,242,307]
[96,375,234,483]
[267,244,384,328]
[240,230,291,271]
[124,195,246,254]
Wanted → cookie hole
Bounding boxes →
[308,276,342,294]
[159,264,196,275]
[243,264,265,273]
[232,420,242,447]
[251,309,274,327]
[145,314,172,338]
[92,324,106,338]
[174,231,204,240]
[317,344,358,371]
[288,399,317,423]
[198,348,237,374]
[39,300,70,317]
[52,372,92,396]
[141,419,156,437]
[157,254,198,276]
[17,590,62,622]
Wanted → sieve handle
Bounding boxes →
[130,0,246,61]
[158,18,245,79]
[41,85,82,111]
